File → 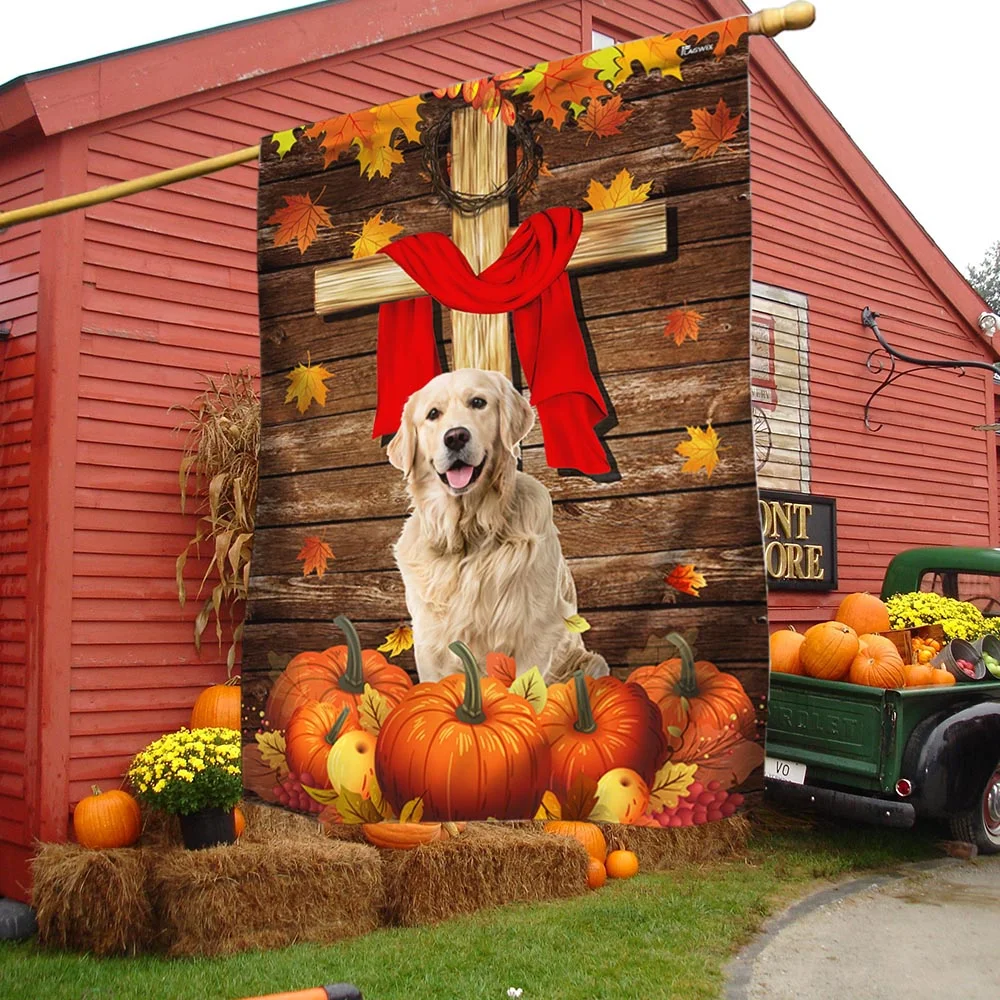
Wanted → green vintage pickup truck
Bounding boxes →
[765,547,1000,853]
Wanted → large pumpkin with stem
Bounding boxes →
[286,703,359,789]
[190,676,241,730]
[626,633,756,760]
[374,641,551,820]
[800,621,859,681]
[835,592,891,636]
[769,628,805,675]
[848,633,906,689]
[73,786,142,849]
[266,616,412,732]
[539,671,668,800]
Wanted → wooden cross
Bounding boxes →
[313,106,672,377]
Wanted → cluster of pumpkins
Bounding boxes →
[769,591,956,689]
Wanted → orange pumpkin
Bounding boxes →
[374,642,551,820]
[848,633,906,689]
[542,820,608,862]
[931,668,956,686]
[233,806,246,838]
[834,592,891,635]
[605,849,639,879]
[285,703,359,788]
[190,676,241,730]
[361,822,464,849]
[540,671,668,800]
[266,616,413,732]
[769,628,805,674]
[903,663,937,687]
[586,857,607,889]
[627,633,756,760]
[800,622,859,681]
[73,786,142,849]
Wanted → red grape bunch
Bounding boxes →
[651,780,744,827]
[273,770,325,814]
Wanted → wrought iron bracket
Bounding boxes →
[861,307,1000,432]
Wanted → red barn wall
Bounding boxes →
[1,0,993,897]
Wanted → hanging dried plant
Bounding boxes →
[174,369,260,673]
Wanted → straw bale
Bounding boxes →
[31,843,154,955]
[239,801,327,843]
[379,823,589,927]
[150,837,382,957]
[598,814,751,870]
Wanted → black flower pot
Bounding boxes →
[178,806,237,850]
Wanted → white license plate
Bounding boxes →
[765,756,807,784]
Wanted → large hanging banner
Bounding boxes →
[244,15,769,832]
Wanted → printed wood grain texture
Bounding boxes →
[247,37,765,741]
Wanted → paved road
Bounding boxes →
[726,856,1000,999]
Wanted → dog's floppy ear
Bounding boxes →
[386,400,418,477]
[498,376,535,457]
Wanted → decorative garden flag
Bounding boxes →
[244,14,770,832]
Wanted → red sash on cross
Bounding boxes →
[372,206,610,476]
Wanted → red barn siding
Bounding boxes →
[0,146,43,896]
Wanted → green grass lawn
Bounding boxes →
[0,819,940,1000]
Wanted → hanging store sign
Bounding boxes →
[758,489,837,590]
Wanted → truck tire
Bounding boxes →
[949,764,1000,854]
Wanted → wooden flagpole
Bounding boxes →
[0,2,814,233]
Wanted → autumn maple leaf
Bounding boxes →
[268,128,298,160]
[676,423,722,477]
[578,93,634,143]
[677,98,743,160]
[303,109,378,169]
[374,94,423,146]
[508,52,609,129]
[709,16,747,59]
[285,353,334,414]
[666,564,707,598]
[349,210,404,259]
[664,308,703,346]
[564,614,591,633]
[267,191,332,254]
[647,760,698,812]
[584,168,652,211]
[378,625,414,657]
[619,34,685,82]
[297,536,334,577]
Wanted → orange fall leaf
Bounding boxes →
[578,93,634,143]
[297,536,334,577]
[666,564,707,598]
[664,308,703,346]
[267,191,332,255]
[676,98,743,160]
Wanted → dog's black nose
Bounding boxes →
[444,426,470,452]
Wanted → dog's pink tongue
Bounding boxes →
[446,464,475,489]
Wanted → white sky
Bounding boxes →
[3,1,998,273]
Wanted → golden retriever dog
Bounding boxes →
[387,368,609,684]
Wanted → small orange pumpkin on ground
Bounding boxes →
[586,857,607,889]
[542,820,608,862]
[769,628,805,674]
[233,806,246,838]
[834,592,891,636]
[605,849,639,879]
[73,786,142,849]
[800,622,859,681]
[190,676,241,730]
[848,633,906,689]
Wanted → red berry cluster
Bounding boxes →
[651,780,744,827]
[272,771,325,814]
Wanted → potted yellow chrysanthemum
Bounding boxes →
[128,727,243,849]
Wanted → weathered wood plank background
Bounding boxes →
[246,39,768,742]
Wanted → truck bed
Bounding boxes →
[766,674,1000,794]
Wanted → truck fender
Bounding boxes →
[903,701,1000,818]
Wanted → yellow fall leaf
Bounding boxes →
[648,760,698,811]
[350,210,404,260]
[285,353,334,414]
[676,423,723,478]
[378,625,414,657]
[356,131,405,180]
[269,128,298,159]
[399,797,425,823]
[254,731,288,778]
[375,94,423,146]
[584,168,652,211]
[618,35,685,82]
[564,614,591,633]
[358,683,391,736]
[534,790,562,820]
[508,666,547,713]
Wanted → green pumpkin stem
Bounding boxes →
[450,641,486,725]
[91,785,103,797]
[572,671,598,734]
[334,615,367,695]
[325,706,352,746]
[666,632,700,699]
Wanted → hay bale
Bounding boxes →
[150,837,382,957]
[380,823,589,927]
[240,802,325,843]
[31,844,154,955]
[138,807,181,848]
[599,814,751,870]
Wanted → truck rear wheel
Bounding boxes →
[949,765,1000,854]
